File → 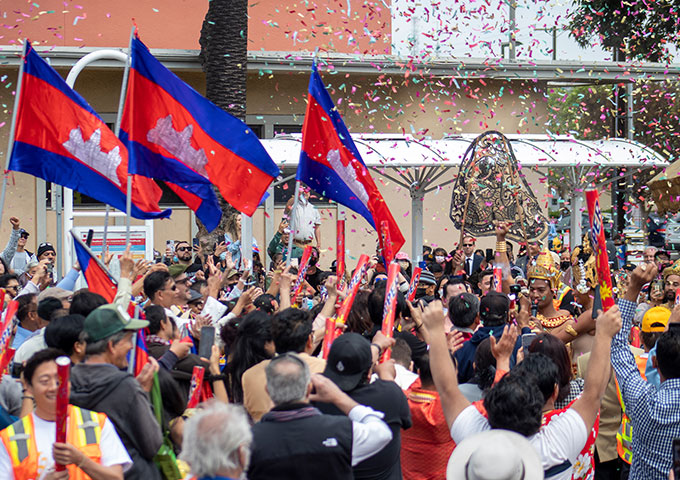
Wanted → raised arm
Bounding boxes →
[420,300,471,429]
[571,305,621,432]
[611,263,658,410]
[0,217,21,265]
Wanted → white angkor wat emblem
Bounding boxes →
[147,115,209,178]
[326,149,369,206]
[62,128,122,186]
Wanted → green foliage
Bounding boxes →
[569,0,680,62]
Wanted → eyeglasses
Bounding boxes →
[176,246,191,252]
[463,243,474,247]
[5,285,18,291]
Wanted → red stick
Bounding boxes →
[187,366,205,408]
[336,219,345,284]
[493,265,503,292]
[585,190,615,311]
[380,263,400,362]
[55,356,71,471]
[407,267,422,302]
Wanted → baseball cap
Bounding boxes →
[84,304,149,342]
[323,333,372,392]
[641,306,671,333]
[168,263,189,279]
[19,228,29,237]
[395,252,410,261]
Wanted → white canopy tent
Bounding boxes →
[260,133,668,261]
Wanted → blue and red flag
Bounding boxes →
[120,36,281,231]
[71,231,118,303]
[297,64,404,259]
[133,328,151,377]
[9,42,170,220]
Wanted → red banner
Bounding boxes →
[54,356,71,471]
[380,220,394,264]
[322,254,370,359]
[407,267,422,302]
[585,189,615,311]
[187,366,205,408]
[380,262,401,362]
[291,245,314,301]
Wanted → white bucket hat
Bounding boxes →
[447,429,543,480]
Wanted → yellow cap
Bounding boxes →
[641,306,671,333]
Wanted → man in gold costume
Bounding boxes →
[527,247,574,333]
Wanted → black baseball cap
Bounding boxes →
[323,333,372,392]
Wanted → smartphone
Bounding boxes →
[86,229,94,247]
[592,285,603,321]
[485,248,494,262]
[673,438,680,480]
[521,333,537,352]
[193,238,199,249]
[198,326,216,360]
[166,239,175,251]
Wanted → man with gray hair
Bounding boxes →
[70,304,163,480]
[248,352,393,480]
[180,402,253,479]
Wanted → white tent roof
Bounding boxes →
[261,133,668,169]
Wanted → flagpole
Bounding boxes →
[116,26,135,246]
[0,41,27,226]
[285,180,301,268]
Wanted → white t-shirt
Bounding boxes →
[292,198,321,242]
[0,413,132,479]
[450,405,588,480]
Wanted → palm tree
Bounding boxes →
[197,0,248,249]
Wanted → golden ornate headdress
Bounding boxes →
[662,259,680,282]
[571,236,597,294]
[528,247,562,290]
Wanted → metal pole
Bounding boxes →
[411,188,424,263]
[285,181,300,267]
[242,213,253,270]
[0,42,27,226]
[64,48,129,269]
[570,192,583,249]
[55,186,63,279]
[508,1,517,60]
[626,82,634,140]
[118,27,135,246]
[264,185,275,267]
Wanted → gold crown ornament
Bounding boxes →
[571,237,597,294]
[662,259,680,283]
[528,247,562,290]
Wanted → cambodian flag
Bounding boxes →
[120,36,281,231]
[71,231,117,303]
[133,328,151,377]
[297,64,404,258]
[9,42,170,220]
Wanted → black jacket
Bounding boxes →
[70,363,163,480]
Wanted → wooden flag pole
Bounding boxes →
[0,41,27,225]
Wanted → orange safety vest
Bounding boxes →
[615,355,647,464]
[0,405,106,480]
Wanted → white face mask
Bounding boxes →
[435,255,445,263]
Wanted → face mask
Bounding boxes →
[435,256,445,263]
[560,261,571,271]
[416,288,428,297]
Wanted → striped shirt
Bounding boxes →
[612,299,680,479]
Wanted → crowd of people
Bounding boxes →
[0,201,677,480]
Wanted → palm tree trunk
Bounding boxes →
[197,0,248,251]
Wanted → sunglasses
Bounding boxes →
[463,243,474,247]
[176,246,191,252]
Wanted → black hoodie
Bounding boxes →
[70,362,163,480]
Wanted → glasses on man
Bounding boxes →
[176,246,191,252]
[5,285,18,291]
[463,243,474,247]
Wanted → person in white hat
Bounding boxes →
[447,429,543,480]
